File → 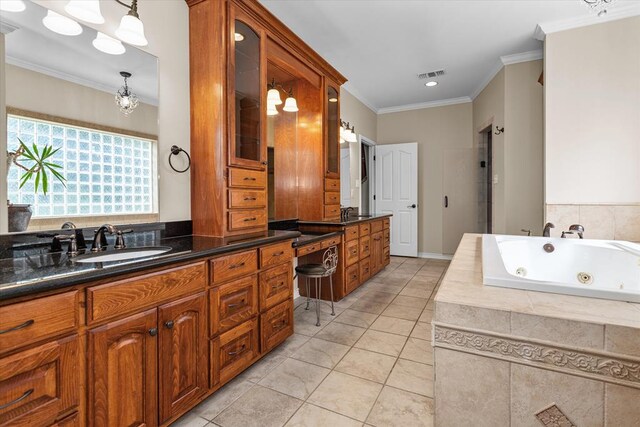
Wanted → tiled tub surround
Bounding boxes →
[434,234,640,427]
[545,204,640,241]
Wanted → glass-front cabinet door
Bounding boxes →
[325,83,340,177]
[229,10,266,169]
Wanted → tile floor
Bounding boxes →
[172,256,449,427]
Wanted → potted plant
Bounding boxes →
[7,138,66,232]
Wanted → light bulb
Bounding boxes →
[267,88,282,105]
[116,14,148,47]
[65,0,104,24]
[93,32,126,55]
[42,10,82,36]
[283,96,299,112]
[0,0,26,12]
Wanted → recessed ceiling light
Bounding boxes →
[328,97,338,103]
[93,32,126,55]
[0,0,26,12]
[425,81,438,87]
[42,10,82,36]
[235,32,244,42]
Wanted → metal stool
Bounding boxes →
[295,246,338,327]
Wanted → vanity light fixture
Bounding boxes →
[267,104,279,116]
[93,32,126,55]
[425,81,438,87]
[42,10,83,36]
[65,0,105,24]
[267,79,299,114]
[0,0,26,12]
[115,0,148,47]
[115,71,139,115]
[234,32,245,42]
[282,89,299,112]
[267,82,283,107]
[582,0,616,16]
[340,120,357,143]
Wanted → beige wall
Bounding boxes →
[377,103,474,254]
[545,16,640,205]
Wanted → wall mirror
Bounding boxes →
[1,0,159,234]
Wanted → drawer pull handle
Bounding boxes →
[228,344,246,356]
[228,300,245,309]
[271,281,285,290]
[0,388,34,410]
[271,251,285,257]
[243,217,257,222]
[351,274,357,279]
[243,177,257,181]
[149,328,158,336]
[244,197,257,201]
[165,320,174,329]
[229,262,246,269]
[0,319,34,334]
[273,319,287,331]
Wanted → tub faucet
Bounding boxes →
[568,224,584,239]
[543,222,555,237]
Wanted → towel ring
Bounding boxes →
[168,145,191,173]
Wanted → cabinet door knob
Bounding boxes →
[149,327,158,336]
[165,320,174,329]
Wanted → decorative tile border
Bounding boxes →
[535,404,576,427]
[433,324,640,388]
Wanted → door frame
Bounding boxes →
[359,135,376,214]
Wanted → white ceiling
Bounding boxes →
[259,0,640,112]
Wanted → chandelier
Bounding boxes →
[115,71,139,115]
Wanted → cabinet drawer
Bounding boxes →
[260,299,293,353]
[383,218,390,229]
[344,225,359,242]
[211,318,259,386]
[359,222,370,236]
[345,239,359,266]
[324,204,340,219]
[259,263,292,311]
[345,264,359,294]
[88,262,206,323]
[359,257,371,282]
[321,235,341,249]
[371,220,383,233]
[228,209,267,231]
[0,336,79,427]
[52,412,80,427]
[0,291,78,355]
[384,229,390,247]
[228,189,266,209]
[229,167,266,188]
[210,276,258,336]
[324,178,340,191]
[296,242,321,257]
[260,241,293,269]
[211,250,258,284]
[359,236,371,259]
[324,191,340,205]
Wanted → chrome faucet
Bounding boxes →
[91,224,117,252]
[542,222,555,237]
[568,224,585,239]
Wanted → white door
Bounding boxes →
[375,143,418,257]
[340,148,351,207]
[442,148,478,254]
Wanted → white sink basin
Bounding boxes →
[74,247,172,263]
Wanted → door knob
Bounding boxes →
[165,320,174,329]
[407,204,417,209]
[149,328,158,336]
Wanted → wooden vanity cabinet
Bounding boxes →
[323,80,341,219]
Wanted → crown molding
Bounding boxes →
[377,97,472,115]
[534,2,640,41]
[341,83,379,114]
[500,49,543,65]
[5,56,159,106]
[470,58,504,101]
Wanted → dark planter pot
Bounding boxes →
[8,204,32,232]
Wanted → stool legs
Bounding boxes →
[329,274,335,316]
[305,277,310,310]
[315,277,321,327]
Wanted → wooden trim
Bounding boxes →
[6,107,158,141]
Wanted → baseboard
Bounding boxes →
[418,252,453,260]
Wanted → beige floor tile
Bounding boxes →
[214,385,303,427]
[400,337,433,365]
[366,386,434,427]
[381,304,422,321]
[399,286,432,299]
[237,352,287,383]
[259,358,331,400]
[419,309,433,323]
[386,359,433,397]
[358,290,397,304]
[171,412,210,427]
[294,310,330,336]
[349,299,389,315]
[377,275,412,287]
[291,337,350,369]
[270,333,311,357]
[369,316,415,336]
[285,403,363,427]
[335,348,396,383]
[334,309,379,328]
[410,322,432,341]
[315,322,367,346]
[355,329,408,357]
[391,295,428,309]
[363,281,405,294]
[192,377,254,420]
[308,371,383,422]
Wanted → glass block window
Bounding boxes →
[7,114,156,217]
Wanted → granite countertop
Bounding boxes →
[435,233,640,329]
[291,231,343,248]
[0,230,300,301]
[297,213,392,227]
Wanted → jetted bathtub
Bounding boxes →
[482,234,640,303]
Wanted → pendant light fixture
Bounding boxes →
[115,71,139,115]
[282,89,299,112]
[267,79,299,115]
[93,32,126,55]
[42,10,82,36]
[115,0,148,47]
[65,0,105,24]
[0,0,26,12]
[267,79,283,107]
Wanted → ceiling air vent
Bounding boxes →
[418,70,445,79]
